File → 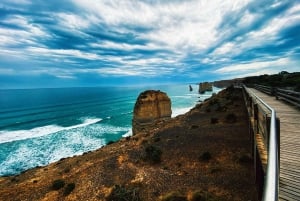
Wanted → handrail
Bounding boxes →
[243,86,279,201]
[253,84,300,108]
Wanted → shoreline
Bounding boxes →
[0,86,208,177]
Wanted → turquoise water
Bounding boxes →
[0,84,221,176]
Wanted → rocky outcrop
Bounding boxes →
[132,90,172,135]
[199,82,213,94]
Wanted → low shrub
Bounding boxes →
[191,125,199,129]
[106,185,141,201]
[189,190,218,201]
[144,145,162,164]
[238,155,252,164]
[161,192,187,201]
[199,152,212,162]
[208,98,219,106]
[225,113,237,123]
[153,137,161,142]
[51,179,65,190]
[63,183,75,196]
[210,118,218,124]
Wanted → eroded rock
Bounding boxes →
[132,90,172,135]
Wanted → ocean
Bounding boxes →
[0,84,221,176]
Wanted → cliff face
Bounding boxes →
[132,90,172,135]
[198,82,213,94]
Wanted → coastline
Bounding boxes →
[0,86,258,201]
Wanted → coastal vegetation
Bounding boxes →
[243,71,300,91]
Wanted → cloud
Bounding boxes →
[0,0,299,88]
[215,57,300,79]
[27,47,101,60]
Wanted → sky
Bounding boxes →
[0,0,299,88]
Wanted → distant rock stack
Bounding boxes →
[189,85,193,91]
[199,82,213,94]
[132,90,172,135]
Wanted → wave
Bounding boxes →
[172,107,193,117]
[0,118,102,144]
[172,95,194,99]
[122,129,132,137]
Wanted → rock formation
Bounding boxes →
[132,90,172,135]
[199,82,213,94]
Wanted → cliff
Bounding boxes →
[0,87,258,201]
[132,90,171,135]
[198,82,213,94]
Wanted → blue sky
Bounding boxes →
[0,0,299,88]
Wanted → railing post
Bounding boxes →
[266,116,271,152]
[276,117,280,172]
[254,103,258,134]
[256,148,265,200]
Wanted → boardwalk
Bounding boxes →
[249,88,300,201]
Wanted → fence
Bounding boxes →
[243,85,280,201]
[254,84,300,108]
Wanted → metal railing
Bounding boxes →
[254,84,300,108]
[243,86,279,201]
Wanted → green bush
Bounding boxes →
[51,179,65,190]
[64,183,75,196]
[144,145,162,164]
[106,185,141,201]
[161,192,187,201]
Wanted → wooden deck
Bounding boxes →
[249,88,300,201]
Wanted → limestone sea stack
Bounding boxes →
[199,82,213,94]
[132,90,172,135]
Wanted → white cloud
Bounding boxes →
[90,41,160,51]
[27,47,100,60]
[55,13,90,29]
[0,15,48,48]
[206,2,300,67]
[96,67,142,76]
[243,4,300,48]
[215,58,292,74]
[72,0,252,53]
[212,42,235,55]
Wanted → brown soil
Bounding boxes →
[0,87,258,201]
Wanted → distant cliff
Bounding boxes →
[243,71,300,91]
[198,82,212,94]
[213,78,244,88]
[132,90,172,135]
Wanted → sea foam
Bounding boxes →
[0,118,102,144]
